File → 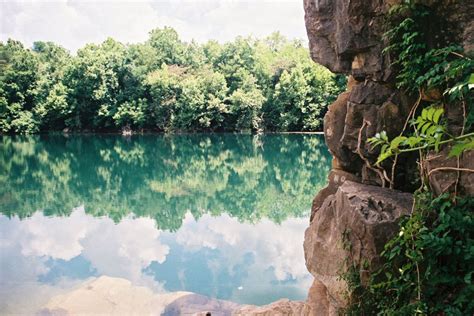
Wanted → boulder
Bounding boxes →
[304,181,413,313]
[311,169,360,221]
[305,279,337,316]
[163,293,241,316]
[323,80,412,184]
[303,0,391,80]
[304,0,473,79]
[426,147,474,196]
[234,299,311,316]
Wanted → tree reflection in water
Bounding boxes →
[0,134,331,230]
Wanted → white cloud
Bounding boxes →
[0,208,170,313]
[171,212,312,303]
[81,216,170,291]
[0,0,306,52]
[14,208,90,260]
[4,207,169,273]
[0,207,312,312]
[175,213,309,282]
[0,214,87,314]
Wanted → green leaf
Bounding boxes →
[426,125,438,137]
[432,107,444,124]
[368,137,379,144]
[421,108,428,120]
[464,271,473,284]
[406,136,421,147]
[469,73,474,84]
[421,121,432,135]
[390,136,407,150]
[434,134,442,152]
[426,107,435,121]
[449,138,474,157]
[376,149,393,165]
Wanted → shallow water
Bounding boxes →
[0,134,331,314]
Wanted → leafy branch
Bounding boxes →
[369,106,474,166]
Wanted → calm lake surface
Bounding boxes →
[0,134,331,314]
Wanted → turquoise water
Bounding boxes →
[0,134,331,313]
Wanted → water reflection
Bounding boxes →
[0,134,331,313]
[1,134,330,227]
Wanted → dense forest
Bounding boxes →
[0,28,346,134]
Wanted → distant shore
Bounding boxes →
[1,130,325,136]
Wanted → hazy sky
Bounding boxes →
[0,0,307,52]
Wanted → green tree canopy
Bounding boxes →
[0,29,346,134]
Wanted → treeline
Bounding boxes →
[0,28,346,134]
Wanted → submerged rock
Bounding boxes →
[234,299,311,316]
[38,276,314,315]
[163,293,241,316]
[38,276,240,316]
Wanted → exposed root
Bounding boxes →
[428,167,474,177]
[357,120,392,188]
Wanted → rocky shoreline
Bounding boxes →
[302,0,473,314]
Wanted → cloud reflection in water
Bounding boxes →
[0,208,311,313]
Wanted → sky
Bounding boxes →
[0,0,307,53]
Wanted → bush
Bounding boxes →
[346,193,474,315]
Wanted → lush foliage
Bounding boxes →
[346,1,474,315]
[0,134,331,230]
[346,193,474,315]
[0,30,346,134]
[370,2,474,170]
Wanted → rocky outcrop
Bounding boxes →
[426,147,474,196]
[303,0,473,314]
[305,0,472,184]
[323,81,413,185]
[234,299,311,316]
[304,0,473,80]
[305,182,413,312]
[304,0,396,81]
[304,0,421,188]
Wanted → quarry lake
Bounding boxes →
[0,134,331,314]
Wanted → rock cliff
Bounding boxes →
[303,0,473,314]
